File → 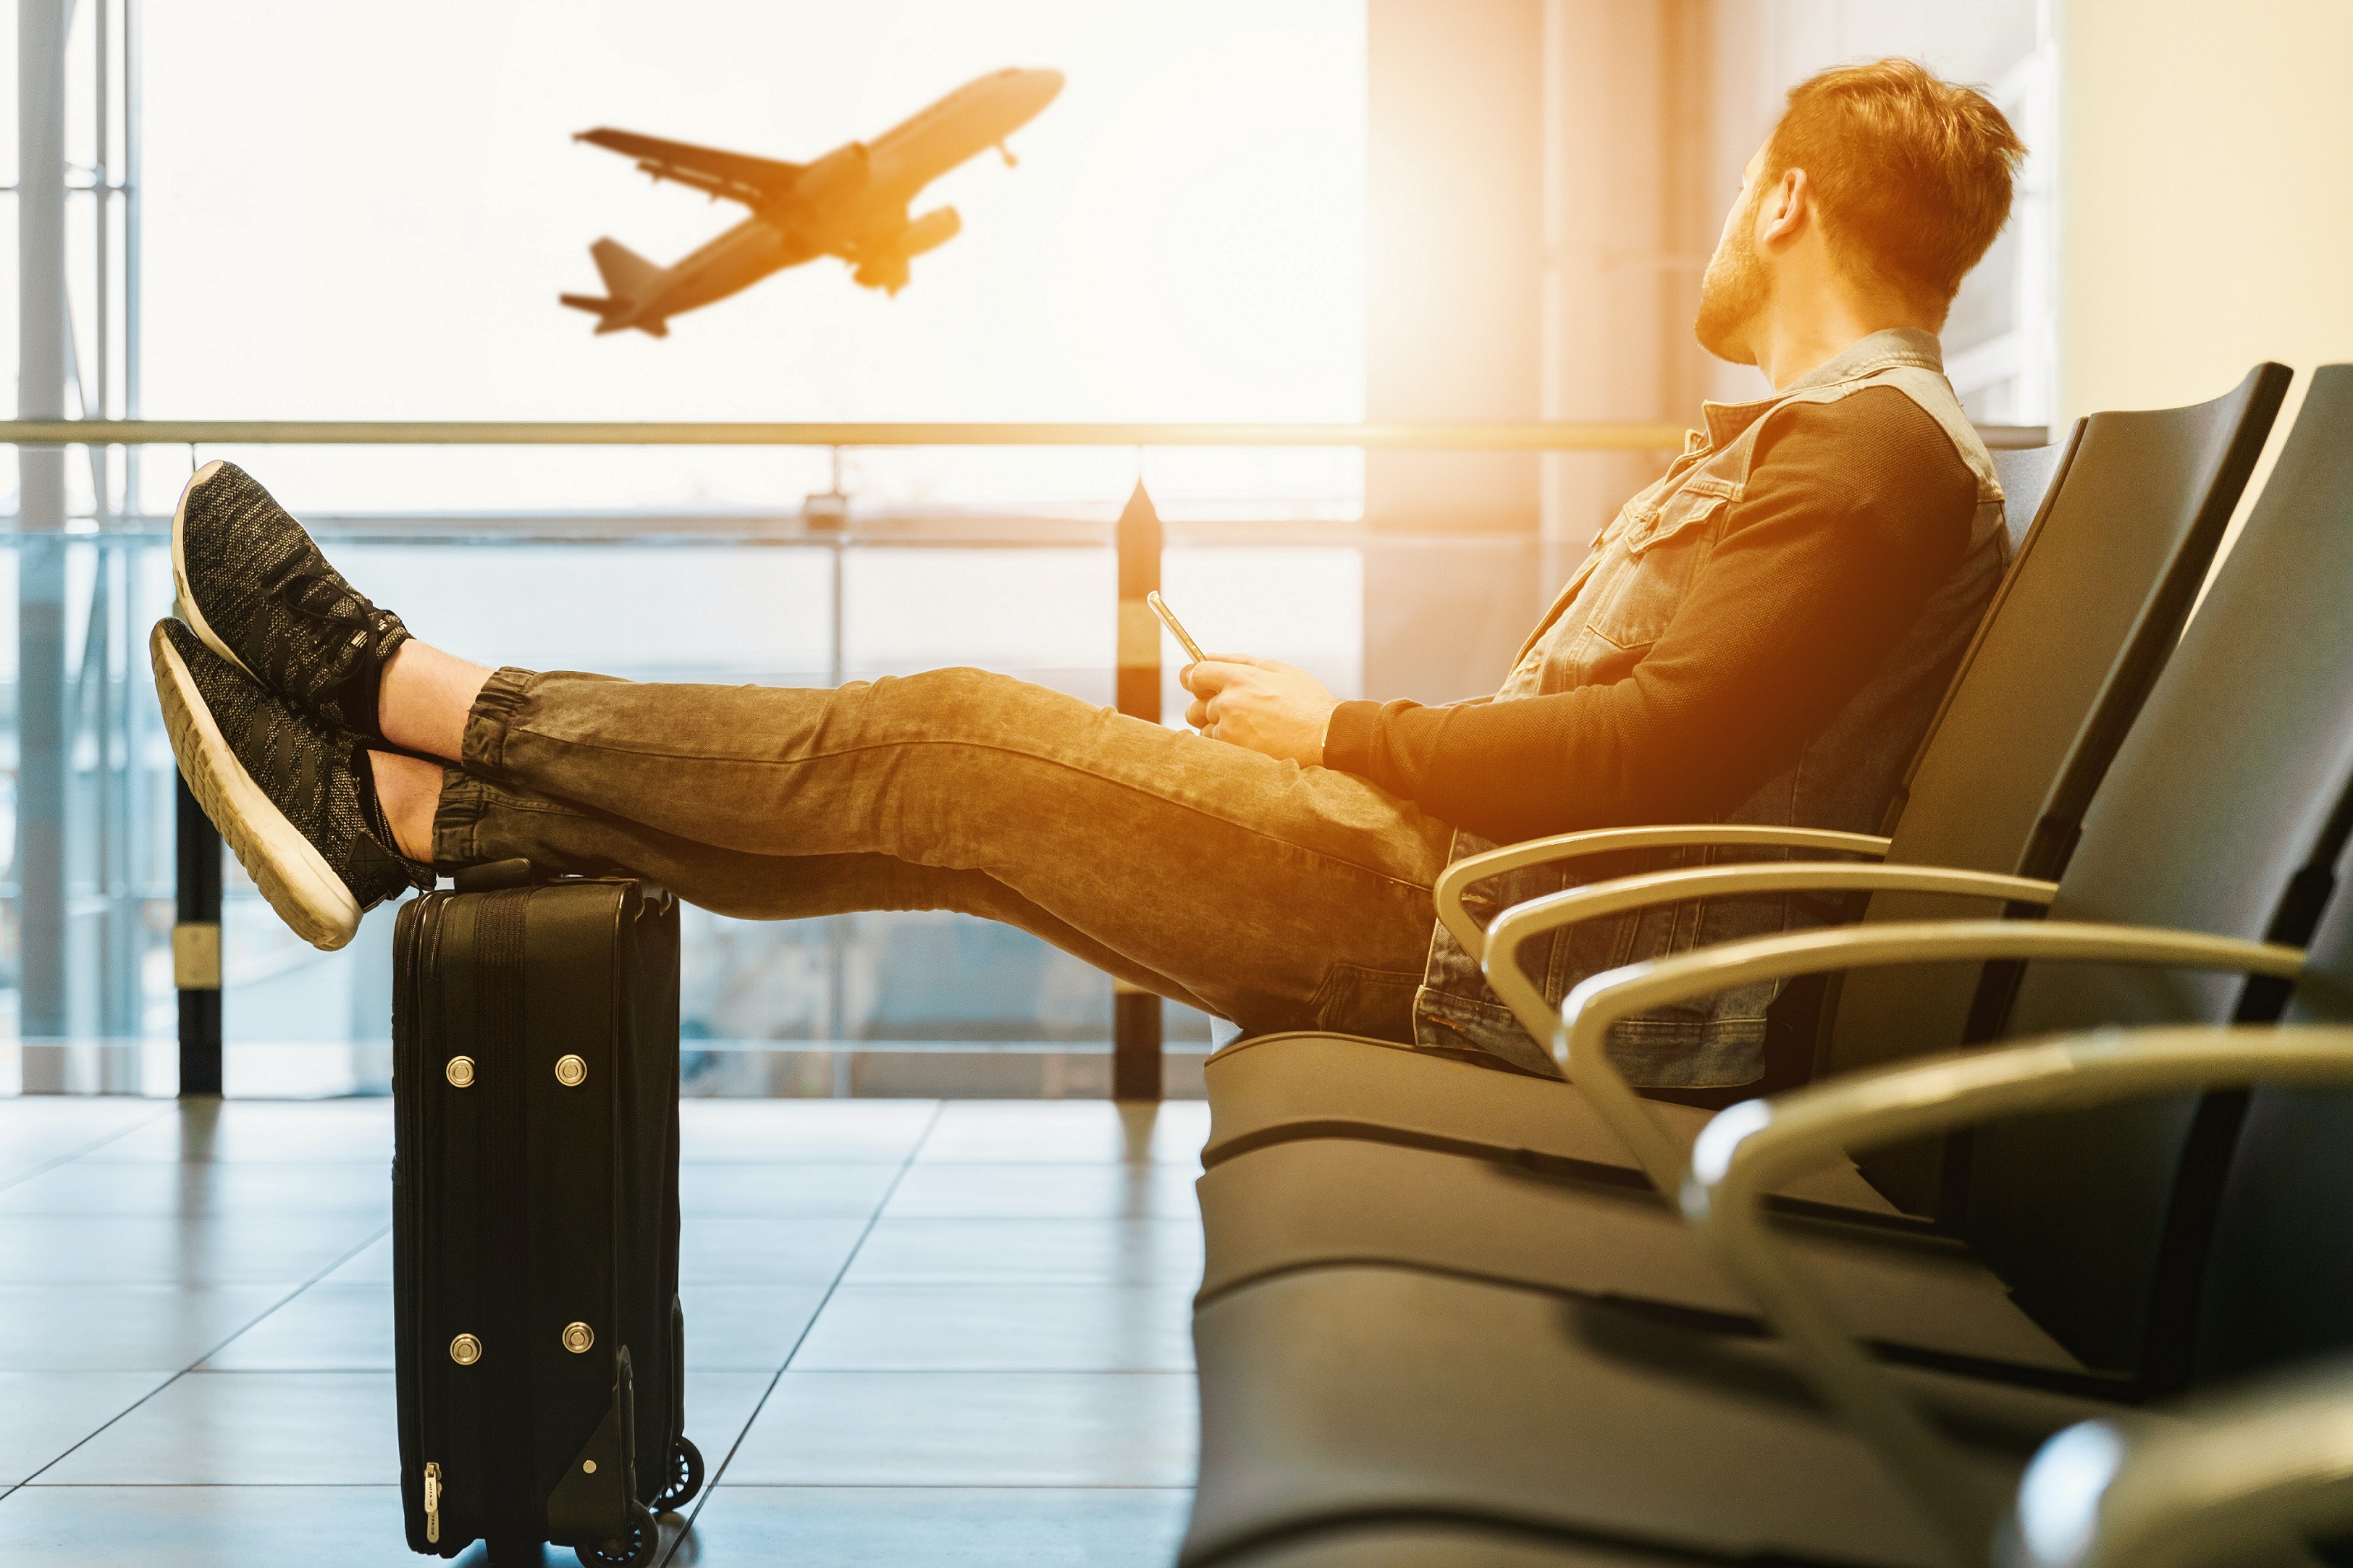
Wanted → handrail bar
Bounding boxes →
[0,418,2052,451]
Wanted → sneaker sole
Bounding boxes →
[151,622,362,952]
[170,459,261,682]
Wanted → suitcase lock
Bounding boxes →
[445,1056,475,1088]
[562,1320,595,1354]
[554,1054,588,1087]
[449,1333,482,1365]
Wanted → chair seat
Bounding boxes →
[1197,1137,2084,1375]
[1184,1265,2108,1568]
[1203,1032,1906,1213]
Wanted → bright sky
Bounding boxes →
[127,0,1368,515]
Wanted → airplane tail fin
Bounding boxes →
[589,237,660,300]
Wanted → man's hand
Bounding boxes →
[1181,654,1339,766]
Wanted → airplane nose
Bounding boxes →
[1027,68,1065,106]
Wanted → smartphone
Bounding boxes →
[1146,590,1208,665]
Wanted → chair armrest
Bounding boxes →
[1559,919,2302,1198]
[2005,1354,2353,1568]
[1434,825,1892,961]
[1481,863,2058,1046]
[1682,1024,2353,1561]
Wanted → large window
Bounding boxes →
[1,0,1371,1096]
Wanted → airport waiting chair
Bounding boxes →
[1196,366,2288,1200]
[1182,1027,2353,1568]
[1179,368,2353,1566]
[1190,940,2353,1563]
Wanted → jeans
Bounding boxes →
[429,665,1455,1041]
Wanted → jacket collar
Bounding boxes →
[1699,328,1948,450]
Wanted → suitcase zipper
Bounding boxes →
[424,1459,442,1543]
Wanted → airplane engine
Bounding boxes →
[851,208,961,295]
[794,141,871,206]
[898,206,962,258]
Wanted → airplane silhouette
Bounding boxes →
[563,67,1064,337]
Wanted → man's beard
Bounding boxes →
[1693,215,1770,364]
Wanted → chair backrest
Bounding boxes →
[1958,365,2353,1381]
[2193,848,2353,1385]
[1821,366,2289,1096]
[1994,436,2073,555]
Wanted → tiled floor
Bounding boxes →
[0,1095,1205,1565]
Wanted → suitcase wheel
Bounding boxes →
[651,1436,704,1514]
[574,1499,657,1568]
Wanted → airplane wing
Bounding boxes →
[574,128,804,206]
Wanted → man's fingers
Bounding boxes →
[1184,659,1253,694]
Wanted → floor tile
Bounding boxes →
[681,1284,830,1370]
[0,1210,387,1284]
[673,1485,1192,1567]
[0,1159,391,1215]
[0,1372,174,1483]
[678,1162,901,1216]
[0,1101,173,1189]
[793,1285,1195,1372]
[678,1215,872,1285]
[81,1099,394,1163]
[917,1100,1211,1166]
[725,1371,1197,1486]
[0,1486,435,1567]
[318,1230,394,1285]
[679,1100,938,1163]
[678,1370,779,1467]
[0,1284,299,1370]
[883,1163,1201,1220]
[200,1284,392,1370]
[39,1370,396,1483]
[843,1218,1205,1286]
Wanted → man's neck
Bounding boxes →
[1748,295,1932,391]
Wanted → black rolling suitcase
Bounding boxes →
[392,861,703,1567]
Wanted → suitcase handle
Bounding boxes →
[451,858,541,893]
[448,860,672,910]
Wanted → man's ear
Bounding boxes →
[1756,166,1811,253]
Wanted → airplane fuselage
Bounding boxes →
[578,67,1061,333]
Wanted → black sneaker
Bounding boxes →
[172,460,411,744]
[151,618,429,951]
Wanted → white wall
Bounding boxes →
[2057,0,2353,423]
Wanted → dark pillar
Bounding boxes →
[174,777,224,1097]
[1111,482,1163,1103]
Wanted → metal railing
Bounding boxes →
[0,418,2050,450]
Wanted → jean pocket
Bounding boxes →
[1308,962,1423,1042]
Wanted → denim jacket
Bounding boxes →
[1411,329,2009,1085]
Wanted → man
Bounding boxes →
[154,59,2023,1090]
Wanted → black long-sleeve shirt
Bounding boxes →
[1323,387,1982,843]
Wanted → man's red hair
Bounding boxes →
[1765,59,2026,321]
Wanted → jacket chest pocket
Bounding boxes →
[1575,488,1729,665]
